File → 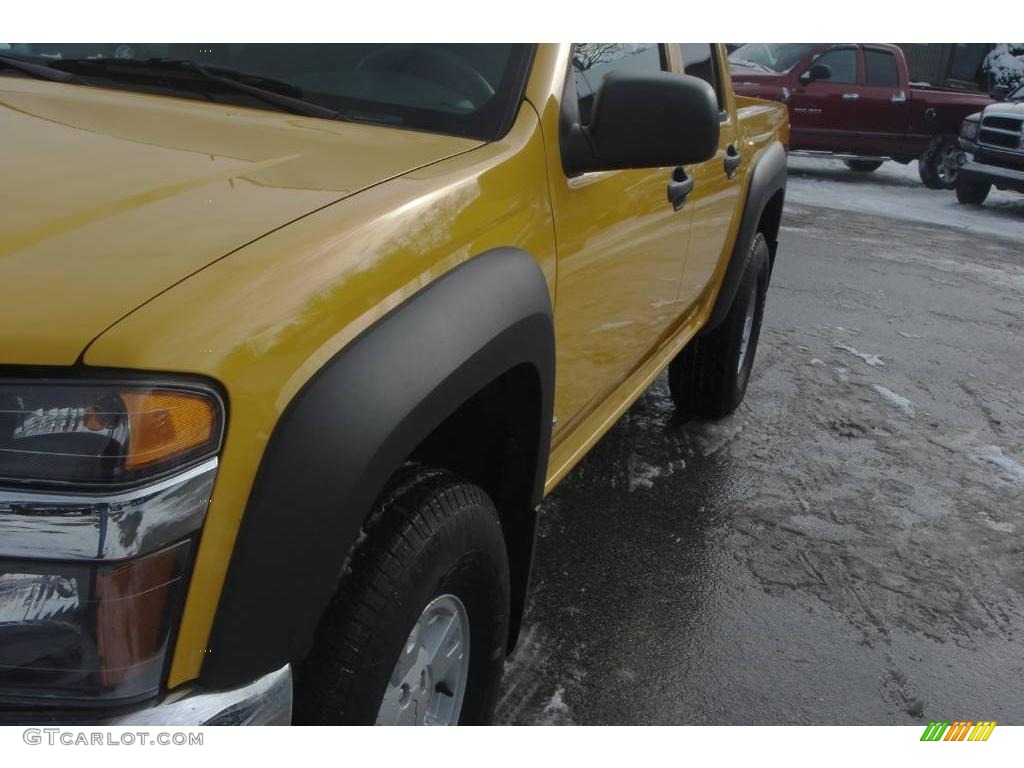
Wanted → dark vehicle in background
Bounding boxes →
[956,83,1024,205]
[730,43,994,188]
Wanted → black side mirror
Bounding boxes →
[991,84,1010,100]
[799,63,832,84]
[562,70,720,177]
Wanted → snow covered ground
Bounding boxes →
[786,155,1024,243]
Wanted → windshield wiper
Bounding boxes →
[0,53,80,84]
[51,57,342,119]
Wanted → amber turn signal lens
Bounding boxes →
[121,391,216,470]
[95,542,185,688]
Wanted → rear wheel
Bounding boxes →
[294,467,510,725]
[955,177,991,206]
[918,133,960,189]
[669,233,770,419]
[844,159,884,173]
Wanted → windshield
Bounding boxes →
[0,43,534,140]
[1009,83,1024,100]
[729,43,818,73]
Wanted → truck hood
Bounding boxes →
[984,100,1024,117]
[0,79,480,366]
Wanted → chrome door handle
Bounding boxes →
[891,90,907,103]
[842,93,860,101]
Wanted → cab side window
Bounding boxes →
[678,43,725,111]
[810,48,858,85]
[864,49,899,87]
[572,44,665,124]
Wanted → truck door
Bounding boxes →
[788,45,863,152]
[676,44,745,310]
[546,43,694,432]
[853,46,909,156]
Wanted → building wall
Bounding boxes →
[897,43,995,91]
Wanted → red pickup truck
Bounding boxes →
[729,43,994,188]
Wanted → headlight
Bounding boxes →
[0,381,222,488]
[0,378,223,707]
[961,120,979,141]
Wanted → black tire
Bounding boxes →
[294,467,510,725]
[844,159,884,173]
[669,232,770,419]
[918,133,960,189]
[955,177,991,206]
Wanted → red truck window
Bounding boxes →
[864,49,899,87]
[812,48,858,84]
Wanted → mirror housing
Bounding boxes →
[562,70,720,177]
[799,63,832,84]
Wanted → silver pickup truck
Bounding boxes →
[956,84,1024,205]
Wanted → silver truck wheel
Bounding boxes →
[294,468,510,725]
[376,594,470,726]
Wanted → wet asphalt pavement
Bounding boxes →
[495,183,1024,724]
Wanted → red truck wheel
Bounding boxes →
[844,159,884,173]
[918,133,960,189]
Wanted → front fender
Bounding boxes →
[200,247,554,689]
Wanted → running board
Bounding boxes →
[790,150,890,163]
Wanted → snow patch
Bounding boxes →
[973,445,1024,484]
[786,156,1024,243]
[984,43,1024,89]
[628,459,662,491]
[870,384,916,416]
[627,456,686,491]
[538,685,574,724]
[834,344,885,367]
[543,687,567,715]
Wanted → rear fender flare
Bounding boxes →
[703,140,787,333]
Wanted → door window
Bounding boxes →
[864,49,899,87]
[810,48,858,85]
[678,43,724,110]
[571,44,664,123]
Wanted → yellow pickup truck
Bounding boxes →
[0,43,788,725]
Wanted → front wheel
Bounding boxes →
[669,232,770,419]
[918,133,960,189]
[844,159,884,173]
[294,467,510,725]
[955,177,991,206]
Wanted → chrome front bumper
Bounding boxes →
[112,665,293,726]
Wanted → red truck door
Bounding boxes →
[851,46,910,156]
[788,45,864,152]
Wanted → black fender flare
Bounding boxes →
[200,247,554,689]
[703,140,787,333]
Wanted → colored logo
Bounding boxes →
[920,721,996,742]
